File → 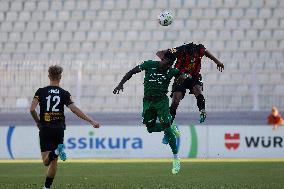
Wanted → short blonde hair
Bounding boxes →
[48,65,63,81]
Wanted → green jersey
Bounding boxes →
[139,60,180,97]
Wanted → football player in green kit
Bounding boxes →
[113,51,190,174]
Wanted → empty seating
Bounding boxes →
[0,0,282,61]
[0,0,283,112]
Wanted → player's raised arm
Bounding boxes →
[67,103,100,128]
[30,97,41,130]
[205,50,224,72]
[113,66,141,94]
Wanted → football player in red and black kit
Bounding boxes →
[157,43,224,123]
[30,65,100,189]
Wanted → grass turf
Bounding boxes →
[0,160,284,189]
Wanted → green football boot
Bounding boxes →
[172,158,181,174]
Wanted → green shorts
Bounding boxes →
[142,95,171,125]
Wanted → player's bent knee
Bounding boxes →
[43,161,50,166]
[145,123,155,133]
[193,85,202,96]
[146,127,152,133]
[42,156,49,166]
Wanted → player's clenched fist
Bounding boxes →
[90,120,100,128]
[113,84,123,94]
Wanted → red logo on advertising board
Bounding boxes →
[225,133,240,150]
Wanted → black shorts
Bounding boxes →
[171,74,203,97]
[39,126,64,152]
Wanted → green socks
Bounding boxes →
[164,127,178,154]
[146,123,178,155]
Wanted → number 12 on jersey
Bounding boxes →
[46,95,60,112]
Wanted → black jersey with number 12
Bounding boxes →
[34,86,73,128]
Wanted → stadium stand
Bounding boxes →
[0,0,283,114]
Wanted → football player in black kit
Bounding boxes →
[30,65,100,189]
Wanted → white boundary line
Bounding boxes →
[0,158,284,163]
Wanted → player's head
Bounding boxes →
[271,106,279,116]
[48,65,63,81]
[161,51,176,69]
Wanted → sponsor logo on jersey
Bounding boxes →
[49,89,60,94]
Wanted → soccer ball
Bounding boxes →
[157,10,173,26]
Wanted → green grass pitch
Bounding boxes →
[0,159,284,189]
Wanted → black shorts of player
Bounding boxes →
[39,125,64,152]
[171,74,203,98]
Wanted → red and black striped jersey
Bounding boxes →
[170,43,206,76]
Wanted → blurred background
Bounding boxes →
[0,0,283,159]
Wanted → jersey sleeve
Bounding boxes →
[198,44,206,50]
[63,90,74,106]
[171,68,181,77]
[197,44,206,57]
[34,88,41,101]
[138,61,151,71]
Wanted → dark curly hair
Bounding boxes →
[164,51,176,62]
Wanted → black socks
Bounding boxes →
[196,94,205,111]
[45,177,54,188]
